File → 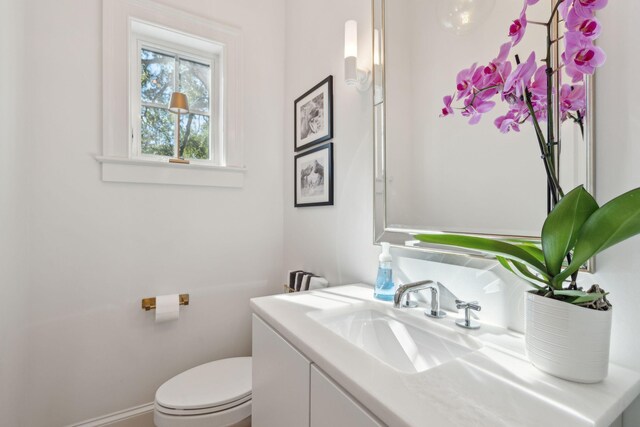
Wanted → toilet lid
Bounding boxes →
[155,357,252,411]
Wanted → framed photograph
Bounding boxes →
[294,76,333,152]
[294,143,333,207]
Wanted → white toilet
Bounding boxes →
[154,357,252,427]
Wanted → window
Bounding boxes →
[101,0,244,187]
[139,47,213,161]
[132,23,221,164]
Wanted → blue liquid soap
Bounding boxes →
[374,242,395,301]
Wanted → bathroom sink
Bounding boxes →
[309,308,480,373]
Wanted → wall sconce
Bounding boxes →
[168,92,190,164]
[344,20,371,91]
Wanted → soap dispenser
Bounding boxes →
[374,242,395,301]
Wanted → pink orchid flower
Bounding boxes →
[560,84,586,118]
[528,65,548,99]
[489,42,512,72]
[440,96,454,117]
[455,63,478,100]
[562,31,606,80]
[462,92,496,125]
[509,7,528,46]
[574,0,608,19]
[503,52,537,99]
[438,0,606,137]
[494,110,521,133]
[476,43,513,88]
[566,7,602,39]
[559,0,573,20]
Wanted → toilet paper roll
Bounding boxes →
[155,294,180,323]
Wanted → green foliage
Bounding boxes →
[553,289,608,305]
[496,256,546,290]
[414,185,640,306]
[141,107,174,156]
[413,233,549,278]
[541,186,599,278]
[179,114,210,160]
[553,187,640,285]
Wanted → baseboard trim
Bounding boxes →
[67,402,154,427]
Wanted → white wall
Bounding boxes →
[596,2,640,423]
[283,0,640,423]
[283,0,379,287]
[0,1,27,425]
[7,0,285,425]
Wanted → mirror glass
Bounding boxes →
[374,0,594,249]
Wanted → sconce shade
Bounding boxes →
[373,29,381,66]
[169,92,189,114]
[343,19,371,91]
[344,20,358,59]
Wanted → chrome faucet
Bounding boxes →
[455,300,481,329]
[393,280,447,319]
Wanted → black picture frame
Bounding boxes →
[294,76,333,152]
[294,143,334,207]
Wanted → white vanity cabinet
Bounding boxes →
[252,314,384,427]
[310,365,384,427]
[252,314,310,427]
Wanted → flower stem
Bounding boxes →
[548,0,566,27]
[545,0,567,205]
[514,54,564,204]
[523,93,563,206]
[466,85,501,108]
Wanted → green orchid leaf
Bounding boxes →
[571,293,609,305]
[553,290,590,297]
[554,289,608,305]
[415,233,549,277]
[511,260,548,287]
[496,256,546,290]
[496,255,514,272]
[513,242,545,264]
[554,187,640,285]
[541,186,598,276]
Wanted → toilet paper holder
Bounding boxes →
[141,294,190,311]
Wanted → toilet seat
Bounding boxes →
[154,399,251,427]
[155,393,251,416]
[155,357,252,418]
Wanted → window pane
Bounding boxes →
[179,113,210,160]
[141,106,175,156]
[141,49,175,105]
[179,58,210,113]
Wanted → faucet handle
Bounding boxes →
[455,300,481,311]
[455,300,481,329]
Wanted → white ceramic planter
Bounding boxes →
[525,291,612,383]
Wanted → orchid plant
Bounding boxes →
[440,0,607,205]
[419,0,640,310]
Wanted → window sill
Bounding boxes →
[96,156,246,188]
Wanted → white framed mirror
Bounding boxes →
[373,0,595,270]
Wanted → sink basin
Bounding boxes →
[309,308,480,373]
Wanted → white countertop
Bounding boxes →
[250,284,640,427]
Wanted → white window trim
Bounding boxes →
[100,0,244,187]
